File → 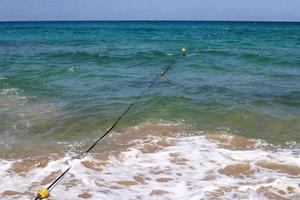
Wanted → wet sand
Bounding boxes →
[1,122,300,199]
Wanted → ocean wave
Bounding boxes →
[39,49,174,64]
[0,88,63,145]
[0,88,22,96]
[1,122,299,200]
[239,52,298,67]
[0,88,27,111]
[195,49,235,57]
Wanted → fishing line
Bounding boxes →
[33,27,232,200]
[33,47,183,200]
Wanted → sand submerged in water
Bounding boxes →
[1,122,300,200]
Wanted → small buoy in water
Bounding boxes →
[181,48,187,56]
[37,188,49,199]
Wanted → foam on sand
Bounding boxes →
[0,122,299,199]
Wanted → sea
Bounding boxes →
[0,21,299,199]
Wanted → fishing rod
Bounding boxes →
[34,28,231,200]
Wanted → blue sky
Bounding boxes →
[0,0,299,21]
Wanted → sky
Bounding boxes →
[0,0,299,22]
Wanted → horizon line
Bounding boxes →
[0,19,299,23]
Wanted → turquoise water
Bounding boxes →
[0,21,299,146]
[1,21,300,200]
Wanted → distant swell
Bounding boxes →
[40,50,173,63]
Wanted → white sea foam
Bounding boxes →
[68,66,76,72]
[1,88,21,96]
[0,88,28,107]
[1,127,299,199]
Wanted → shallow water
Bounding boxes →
[0,21,300,199]
[1,122,300,199]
